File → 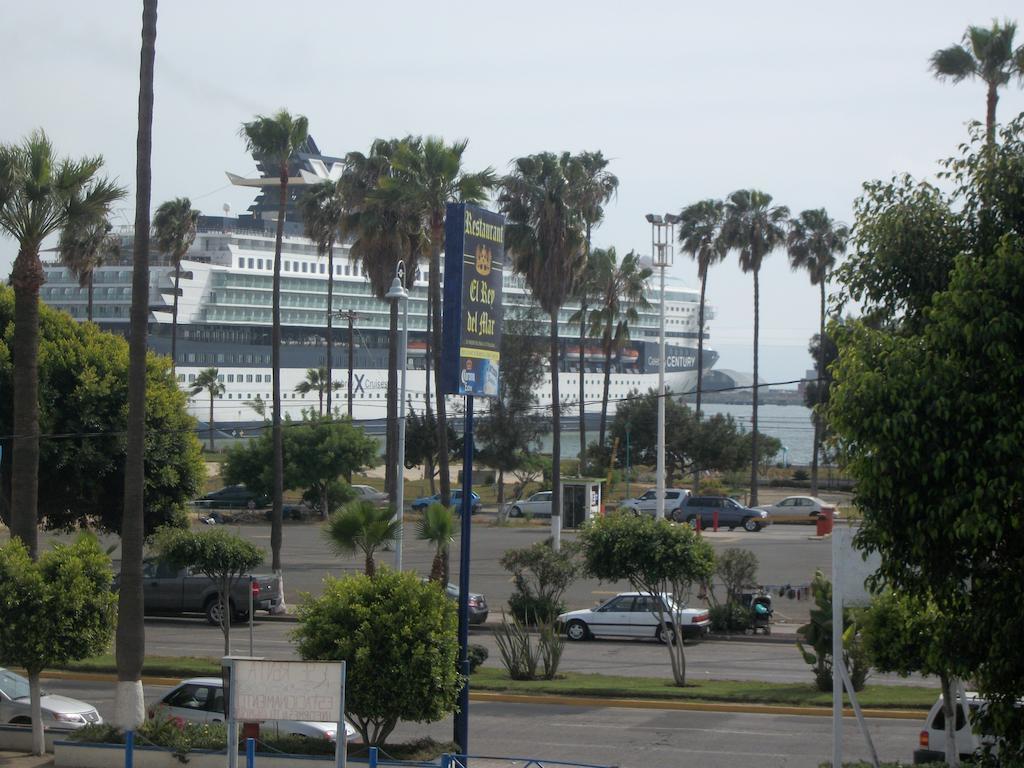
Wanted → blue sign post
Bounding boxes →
[442,203,504,759]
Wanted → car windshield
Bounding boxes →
[0,669,31,700]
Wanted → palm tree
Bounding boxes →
[0,132,124,560]
[931,20,1024,144]
[190,368,226,451]
[239,109,309,581]
[299,180,345,416]
[563,151,619,463]
[567,249,603,468]
[787,209,848,497]
[416,501,456,584]
[153,197,199,374]
[678,199,728,490]
[498,153,587,550]
[293,366,339,416]
[58,217,120,322]
[116,0,157,737]
[722,189,790,506]
[587,248,651,450]
[378,137,495,508]
[323,500,402,577]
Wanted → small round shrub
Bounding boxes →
[709,603,751,633]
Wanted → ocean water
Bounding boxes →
[540,403,817,467]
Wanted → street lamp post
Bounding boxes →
[646,213,678,520]
[385,263,409,570]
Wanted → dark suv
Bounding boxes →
[193,484,269,509]
[672,496,770,532]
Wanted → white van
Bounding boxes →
[915,692,993,764]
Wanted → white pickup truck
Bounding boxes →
[914,692,994,764]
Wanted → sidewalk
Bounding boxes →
[0,751,53,767]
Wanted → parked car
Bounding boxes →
[151,678,358,742]
[411,490,482,516]
[193,484,269,509]
[672,495,771,531]
[0,668,102,729]
[507,491,553,518]
[114,559,280,624]
[914,692,994,764]
[755,495,837,519]
[351,484,389,507]
[557,592,710,643]
[620,488,691,517]
[422,579,489,625]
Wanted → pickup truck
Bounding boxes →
[127,560,281,625]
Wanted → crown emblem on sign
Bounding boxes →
[475,245,492,276]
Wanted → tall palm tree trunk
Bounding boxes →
[986,82,998,145]
[325,240,334,417]
[208,393,215,451]
[429,221,450,506]
[87,273,95,323]
[598,331,613,449]
[386,302,399,507]
[578,302,587,467]
[9,246,43,559]
[810,280,825,496]
[424,291,435,495]
[115,0,156,732]
[270,175,287,580]
[170,261,181,373]
[750,269,760,506]
[693,275,708,491]
[549,309,562,550]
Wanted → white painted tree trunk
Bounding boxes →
[113,680,146,731]
[271,569,287,615]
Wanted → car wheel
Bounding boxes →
[205,597,234,626]
[742,517,760,532]
[509,506,522,518]
[565,620,590,641]
[656,624,677,644]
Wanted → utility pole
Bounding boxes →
[337,309,361,482]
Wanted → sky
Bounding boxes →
[3,1,1023,384]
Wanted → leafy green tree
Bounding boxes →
[796,571,869,693]
[404,406,461,496]
[499,153,587,547]
[152,197,199,373]
[580,512,715,685]
[499,539,581,624]
[677,198,728,490]
[930,19,1024,144]
[0,286,204,536]
[0,131,124,559]
[715,548,759,605]
[292,569,460,746]
[323,500,401,577]
[739,430,782,478]
[378,137,495,509]
[58,217,120,323]
[861,591,971,767]
[240,109,309,579]
[190,368,225,451]
[153,527,264,656]
[299,181,346,416]
[0,534,117,754]
[416,502,455,584]
[722,189,789,506]
[786,208,848,496]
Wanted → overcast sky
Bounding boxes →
[3,1,1023,383]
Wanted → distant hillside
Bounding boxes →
[684,388,805,406]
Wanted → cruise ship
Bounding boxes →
[38,142,716,429]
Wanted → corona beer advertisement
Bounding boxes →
[441,203,504,397]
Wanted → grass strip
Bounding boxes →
[49,655,936,710]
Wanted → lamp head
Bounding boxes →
[385,276,408,301]
[645,213,663,224]
[664,213,680,225]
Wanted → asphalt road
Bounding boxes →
[39,676,923,768]
[141,616,933,688]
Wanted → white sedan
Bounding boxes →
[619,488,691,517]
[557,592,710,643]
[507,491,553,518]
[0,668,102,729]
[151,678,358,742]
[755,496,837,518]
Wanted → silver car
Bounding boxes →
[0,668,102,728]
[351,484,388,507]
[620,488,691,517]
[508,491,553,518]
[151,677,358,742]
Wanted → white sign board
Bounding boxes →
[832,524,882,607]
[231,660,343,722]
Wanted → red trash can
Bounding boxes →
[816,508,834,536]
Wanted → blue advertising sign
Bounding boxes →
[441,203,504,397]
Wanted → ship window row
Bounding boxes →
[237,256,366,279]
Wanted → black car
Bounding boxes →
[193,484,269,509]
[422,579,488,625]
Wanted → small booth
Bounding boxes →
[562,479,603,529]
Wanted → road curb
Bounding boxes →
[37,670,924,720]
